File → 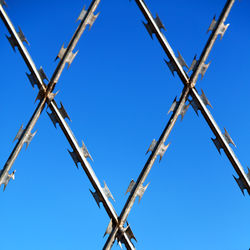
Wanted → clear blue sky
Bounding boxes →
[0,0,249,249]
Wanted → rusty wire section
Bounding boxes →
[0,0,248,249]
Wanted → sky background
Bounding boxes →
[0,0,249,249]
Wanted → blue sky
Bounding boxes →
[0,0,249,249]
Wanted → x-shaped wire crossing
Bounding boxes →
[0,1,136,249]
[102,0,250,248]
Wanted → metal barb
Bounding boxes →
[55,44,79,68]
[207,15,217,33]
[6,34,17,51]
[68,149,80,168]
[126,179,149,203]
[58,102,71,121]
[124,225,137,242]
[87,12,100,30]
[223,128,236,147]
[104,219,114,237]
[207,15,229,40]
[0,169,15,191]
[168,97,189,120]
[188,55,211,79]
[143,13,165,39]
[38,67,49,84]
[217,22,229,40]
[27,67,48,88]
[47,110,58,128]
[200,89,213,109]
[90,189,102,208]
[17,26,29,46]
[81,140,93,161]
[211,137,222,154]
[103,181,115,202]
[190,98,199,116]
[13,125,24,142]
[77,6,87,22]
[212,129,235,155]
[168,97,177,114]
[146,139,157,154]
[13,125,37,150]
[47,101,70,129]
[158,143,169,162]
[190,89,212,116]
[165,51,189,76]
[155,14,166,32]
[233,175,245,196]
[143,20,154,39]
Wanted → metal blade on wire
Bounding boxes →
[133,0,250,195]
[0,2,135,249]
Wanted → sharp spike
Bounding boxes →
[103,181,115,202]
[164,59,176,76]
[200,61,211,79]
[211,137,222,155]
[233,175,245,196]
[25,130,37,150]
[158,143,170,162]
[81,140,93,161]
[168,97,177,114]
[0,170,16,192]
[188,55,198,73]
[125,179,135,195]
[223,128,236,147]
[38,67,48,84]
[66,50,79,69]
[55,44,66,61]
[68,149,80,168]
[146,139,157,155]
[47,110,58,128]
[35,89,45,102]
[180,103,190,121]
[207,15,217,33]
[124,225,137,242]
[200,89,213,109]
[87,12,100,30]
[142,21,154,39]
[58,102,71,121]
[26,72,37,88]
[6,34,17,52]
[89,189,102,208]
[177,51,188,69]
[17,26,29,46]
[190,98,199,116]
[13,125,24,142]
[77,5,87,22]
[155,14,166,31]
[138,182,149,203]
[103,219,113,237]
[218,23,229,40]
